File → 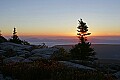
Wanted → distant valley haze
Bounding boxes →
[4,35,120,46]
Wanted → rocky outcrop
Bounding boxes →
[22,58,32,62]
[59,61,96,70]
[0,50,6,56]
[28,56,42,61]
[0,42,59,63]
[0,42,32,51]
[3,56,25,64]
[31,47,58,59]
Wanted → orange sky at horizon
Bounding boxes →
[2,26,120,37]
[3,31,120,38]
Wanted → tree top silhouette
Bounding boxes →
[77,19,91,43]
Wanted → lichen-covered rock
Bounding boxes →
[19,54,26,58]
[3,56,25,64]
[59,61,96,70]
[31,47,58,59]
[0,42,32,51]
[32,53,51,59]
[22,59,32,62]
[28,56,42,61]
[16,50,31,55]
[0,50,6,56]
[0,42,60,63]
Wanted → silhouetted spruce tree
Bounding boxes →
[9,28,30,45]
[9,27,22,44]
[70,19,96,61]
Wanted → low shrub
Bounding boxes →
[51,47,70,61]
[1,59,106,80]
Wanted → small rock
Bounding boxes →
[0,50,6,56]
[31,47,58,59]
[114,71,120,79]
[0,42,32,51]
[16,50,30,55]
[28,56,42,61]
[22,59,32,62]
[59,61,96,70]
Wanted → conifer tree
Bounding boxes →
[9,27,30,45]
[70,19,96,61]
[9,27,22,44]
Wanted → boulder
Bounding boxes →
[59,61,96,70]
[32,53,51,59]
[22,59,32,62]
[0,50,6,56]
[19,54,26,58]
[16,50,31,55]
[3,56,25,64]
[28,56,42,61]
[0,42,32,51]
[31,47,58,59]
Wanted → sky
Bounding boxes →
[0,0,120,37]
